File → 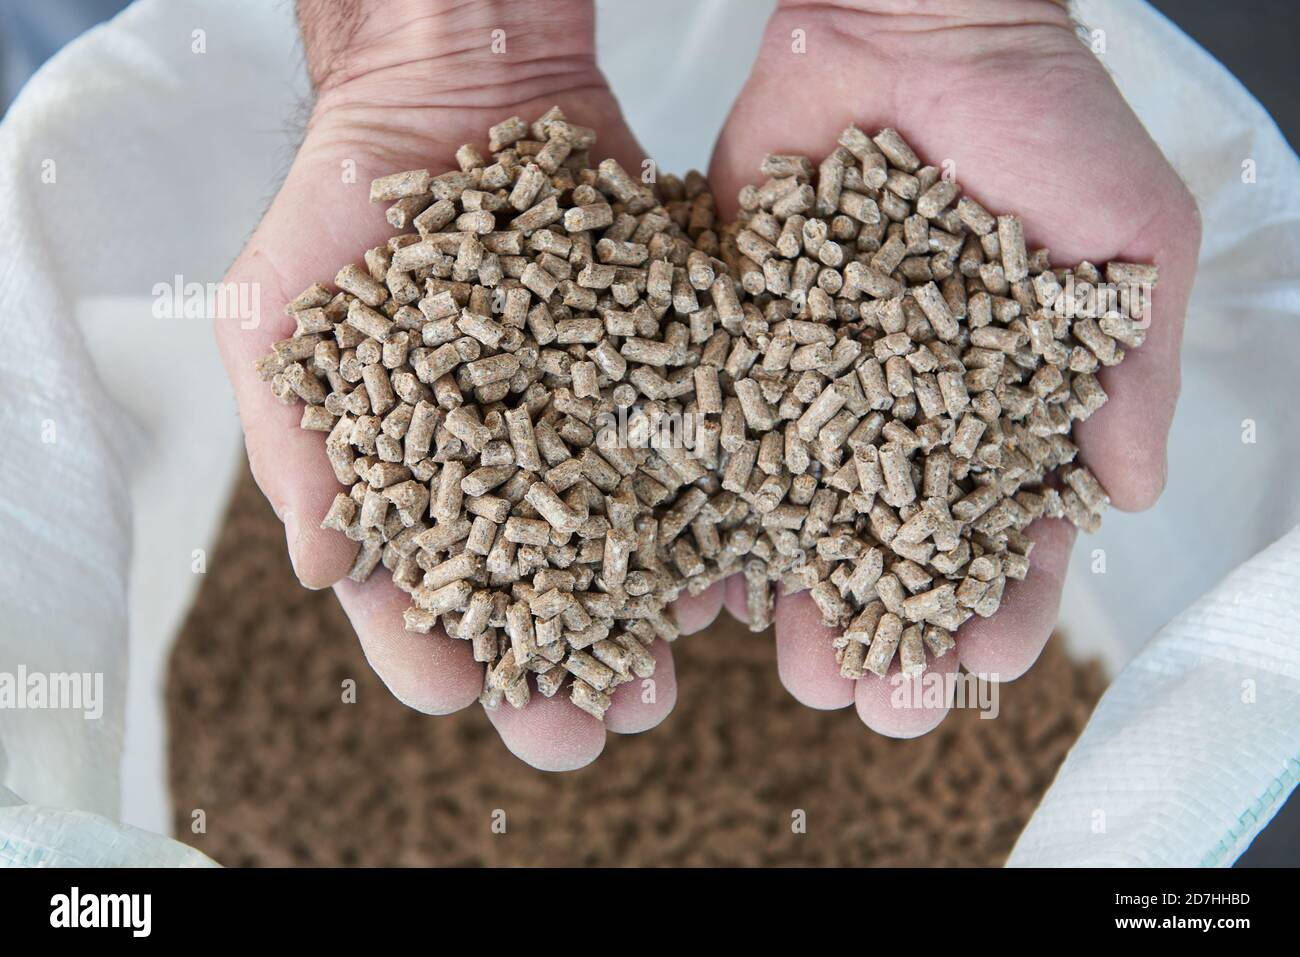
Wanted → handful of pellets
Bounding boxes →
[258,106,1156,720]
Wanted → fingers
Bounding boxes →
[487,634,675,766]
[334,575,483,715]
[496,585,696,750]
[1072,195,1201,512]
[672,579,725,635]
[773,590,856,710]
[486,690,607,772]
[855,643,960,739]
[338,565,674,762]
[723,572,749,625]
[489,579,711,747]
[955,517,1075,681]
[215,152,400,589]
[489,580,708,751]
[257,403,360,590]
[337,567,615,771]
[771,517,1073,737]
[604,638,677,734]
[223,285,365,590]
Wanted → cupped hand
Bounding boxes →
[708,0,1201,735]
[214,0,723,770]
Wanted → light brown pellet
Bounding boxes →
[570,678,612,719]
[370,169,431,203]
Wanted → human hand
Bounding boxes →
[214,0,723,770]
[706,0,1201,735]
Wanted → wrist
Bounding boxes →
[299,0,601,112]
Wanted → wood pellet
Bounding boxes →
[258,108,1154,719]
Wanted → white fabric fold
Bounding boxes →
[1010,526,1300,866]
[0,805,216,867]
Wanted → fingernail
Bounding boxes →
[283,510,309,587]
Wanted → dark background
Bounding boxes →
[0,0,1294,866]
[1149,0,1299,153]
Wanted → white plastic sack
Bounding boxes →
[1010,525,1300,866]
[0,0,301,853]
[0,804,216,867]
[1005,0,1300,866]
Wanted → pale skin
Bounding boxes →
[215,0,1200,769]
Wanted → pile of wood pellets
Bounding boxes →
[258,107,1156,720]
